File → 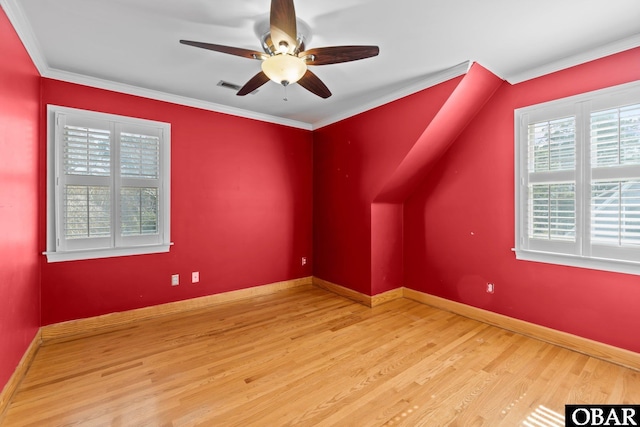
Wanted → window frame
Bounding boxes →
[515,80,640,276]
[45,105,171,262]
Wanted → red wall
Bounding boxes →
[40,80,313,325]
[2,5,639,397]
[0,8,41,393]
[313,77,464,293]
[404,47,640,353]
[315,48,640,353]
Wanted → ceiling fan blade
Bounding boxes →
[297,70,331,99]
[237,71,271,96]
[300,46,380,65]
[270,0,298,51]
[180,40,266,60]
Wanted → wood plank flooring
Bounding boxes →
[1,285,639,426]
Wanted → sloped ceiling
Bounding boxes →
[2,0,640,129]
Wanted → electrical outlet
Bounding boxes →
[486,283,495,294]
[301,257,307,266]
[171,274,179,286]
[192,271,199,283]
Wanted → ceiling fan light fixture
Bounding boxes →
[261,54,307,86]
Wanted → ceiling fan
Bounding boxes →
[179,0,380,99]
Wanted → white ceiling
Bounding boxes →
[3,0,640,129]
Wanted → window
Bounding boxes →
[45,105,171,262]
[515,81,640,275]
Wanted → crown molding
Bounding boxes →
[311,61,472,130]
[4,0,638,130]
[3,0,464,131]
[1,0,312,130]
[1,0,47,74]
[43,63,471,132]
[506,33,640,84]
[43,68,314,130]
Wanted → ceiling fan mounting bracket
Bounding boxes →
[256,16,312,56]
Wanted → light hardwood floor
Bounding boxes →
[2,285,639,426]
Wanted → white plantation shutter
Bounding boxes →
[591,104,640,167]
[120,131,160,178]
[57,114,113,251]
[528,117,576,172]
[591,180,640,248]
[47,106,170,262]
[121,187,159,236]
[64,185,111,239]
[528,183,576,241]
[515,81,640,275]
[116,123,163,247]
[63,125,111,176]
[588,102,640,262]
[527,116,577,245]
[519,107,579,256]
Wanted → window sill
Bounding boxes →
[44,243,173,263]
[514,248,640,276]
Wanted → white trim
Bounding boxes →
[45,105,172,263]
[48,105,171,130]
[43,244,172,263]
[0,0,47,74]
[516,80,640,114]
[515,249,640,277]
[42,61,470,132]
[311,61,472,130]
[44,68,314,131]
[0,0,465,131]
[507,34,640,84]
[0,0,312,131]
[514,80,640,276]
[4,0,639,130]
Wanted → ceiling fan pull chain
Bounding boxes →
[283,84,288,102]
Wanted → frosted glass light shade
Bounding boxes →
[261,54,307,86]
